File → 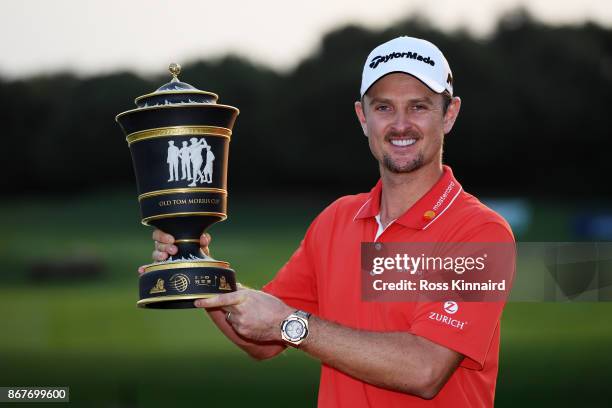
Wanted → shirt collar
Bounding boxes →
[353,165,463,230]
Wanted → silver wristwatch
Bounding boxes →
[281,310,311,347]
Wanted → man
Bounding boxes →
[179,140,192,181]
[166,140,180,182]
[187,137,207,187]
[147,36,514,407]
[203,144,215,183]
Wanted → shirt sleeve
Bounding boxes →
[408,222,515,370]
[261,213,321,315]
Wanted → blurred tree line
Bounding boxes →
[2,9,611,198]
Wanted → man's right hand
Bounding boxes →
[137,229,212,274]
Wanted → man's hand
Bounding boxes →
[195,289,293,343]
[137,229,212,274]
[136,228,287,360]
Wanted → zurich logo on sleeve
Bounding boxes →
[443,300,459,314]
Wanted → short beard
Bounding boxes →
[381,127,424,173]
[382,153,424,174]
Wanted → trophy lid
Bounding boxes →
[134,63,219,108]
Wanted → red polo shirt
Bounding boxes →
[263,165,514,407]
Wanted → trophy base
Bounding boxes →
[138,260,236,309]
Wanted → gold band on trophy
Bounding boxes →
[141,211,227,226]
[138,187,227,201]
[126,125,232,145]
[137,293,220,307]
[143,260,230,273]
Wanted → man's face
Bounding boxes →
[355,73,460,175]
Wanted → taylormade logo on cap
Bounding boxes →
[360,36,454,98]
[369,51,435,69]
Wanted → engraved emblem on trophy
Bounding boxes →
[166,138,215,185]
[115,63,239,308]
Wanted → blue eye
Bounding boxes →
[375,105,391,112]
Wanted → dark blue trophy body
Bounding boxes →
[116,64,239,308]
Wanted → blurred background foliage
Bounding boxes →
[2,9,611,197]
[1,9,612,408]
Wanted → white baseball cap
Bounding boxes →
[360,36,453,98]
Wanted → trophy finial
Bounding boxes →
[168,63,181,81]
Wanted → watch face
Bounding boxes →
[285,320,305,340]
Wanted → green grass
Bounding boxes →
[0,190,317,286]
[1,192,611,407]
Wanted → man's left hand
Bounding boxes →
[195,287,293,343]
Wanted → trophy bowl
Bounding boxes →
[115,63,239,309]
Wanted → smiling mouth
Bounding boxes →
[389,138,417,147]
